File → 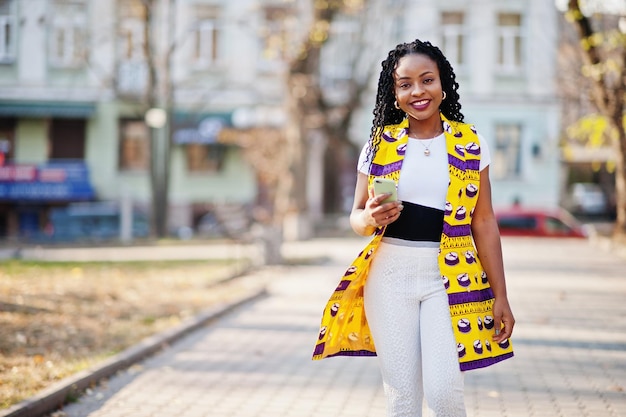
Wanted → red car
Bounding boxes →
[494,207,587,238]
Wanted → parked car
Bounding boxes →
[495,206,587,238]
[565,182,608,216]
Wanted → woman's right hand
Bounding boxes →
[362,186,404,228]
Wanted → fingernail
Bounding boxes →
[495,329,501,336]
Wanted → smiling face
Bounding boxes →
[393,53,443,133]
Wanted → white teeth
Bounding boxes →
[414,100,429,105]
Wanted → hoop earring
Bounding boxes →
[394,100,400,110]
[442,91,447,100]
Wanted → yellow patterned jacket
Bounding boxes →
[312,113,514,371]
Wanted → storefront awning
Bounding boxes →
[173,111,233,145]
[0,101,96,118]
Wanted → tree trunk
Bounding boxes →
[614,121,626,236]
[566,0,626,236]
[143,0,174,238]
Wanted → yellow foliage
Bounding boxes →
[580,37,591,51]
[607,30,626,48]
[581,63,602,80]
[589,32,604,47]
[605,59,620,73]
[607,159,616,173]
[562,145,574,160]
[565,9,583,22]
[566,114,611,147]
[565,114,626,148]
[592,161,602,172]
[344,0,363,10]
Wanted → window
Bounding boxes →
[191,6,220,68]
[50,119,86,159]
[320,19,359,86]
[0,0,16,64]
[119,18,144,61]
[119,119,150,171]
[260,6,294,65]
[186,144,226,173]
[545,217,573,234]
[117,0,147,94]
[492,124,522,179]
[497,215,536,230]
[496,13,523,72]
[441,12,464,68]
[49,0,87,68]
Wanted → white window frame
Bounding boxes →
[492,123,523,180]
[496,13,524,73]
[192,19,219,69]
[119,18,145,62]
[258,5,295,71]
[0,1,16,64]
[441,12,465,69]
[119,119,150,172]
[117,18,147,94]
[49,1,87,68]
[320,19,359,86]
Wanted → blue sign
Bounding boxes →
[173,112,232,145]
[0,162,95,201]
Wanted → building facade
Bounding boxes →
[0,0,302,240]
[0,0,562,241]
[379,0,562,210]
[321,0,562,215]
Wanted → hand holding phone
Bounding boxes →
[372,178,397,204]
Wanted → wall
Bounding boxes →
[14,119,47,163]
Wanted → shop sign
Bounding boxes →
[174,117,226,145]
[0,162,94,201]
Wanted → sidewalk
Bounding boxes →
[0,241,258,262]
[20,237,626,416]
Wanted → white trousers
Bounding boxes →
[364,242,466,417]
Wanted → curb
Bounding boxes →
[0,276,267,417]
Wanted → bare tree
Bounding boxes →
[282,1,353,226]
[565,0,626,235]
[284,0,402,219]
[222,1,374,263]
[111,0,175,238]
[142,0,176,238]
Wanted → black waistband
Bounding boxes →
[383,201,444,242]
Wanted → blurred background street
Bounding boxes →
[1,0,626,415]
[46,236,626,417]
[0,0,623,249]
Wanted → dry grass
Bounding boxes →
[0,258,252,410]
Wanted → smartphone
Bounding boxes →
[373,178,397,204]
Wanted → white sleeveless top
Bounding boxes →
[357,133,491,210]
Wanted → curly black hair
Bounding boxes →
[365,39,463,166]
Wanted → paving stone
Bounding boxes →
[53,237,626,417]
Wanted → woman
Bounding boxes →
[313,40,515,417]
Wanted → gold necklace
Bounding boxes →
[416,137,436,156]
[408,132,442,156]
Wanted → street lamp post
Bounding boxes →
[146,107,169,238]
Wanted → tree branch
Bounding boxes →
[567,0,612,114]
